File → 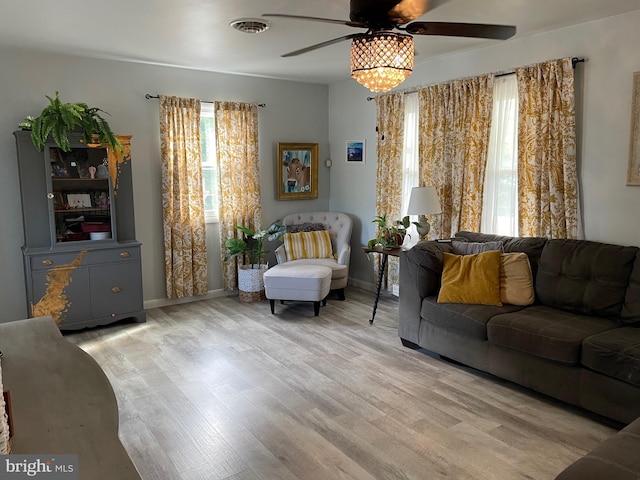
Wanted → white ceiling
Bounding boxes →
[2,0,640,85]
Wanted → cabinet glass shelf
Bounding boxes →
[48,147,115,244]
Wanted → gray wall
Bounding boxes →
[2,10,640,320]
[0,47,329,321]
[329,10,640,287]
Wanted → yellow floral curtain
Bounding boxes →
[418,74,494,239]
[516,58,578,238]
[215,101,261,291]
[159,96,208,299]
[375,92,405,288]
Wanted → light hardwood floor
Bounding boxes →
[65,287,618,480]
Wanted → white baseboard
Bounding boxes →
[348,277,376,292]
[143,289,235,309]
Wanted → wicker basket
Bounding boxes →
[238,265,267,303]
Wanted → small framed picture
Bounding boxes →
[66,193,92,208]
[346,140,365,165]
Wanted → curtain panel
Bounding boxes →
[418,75,494,238]
[374,92,405,288]
[159,96,208,299]
[215,101,261,291]
[516,57,578,239]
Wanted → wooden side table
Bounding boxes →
[362,246,406,324]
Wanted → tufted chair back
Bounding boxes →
[274,212,353,299]
[279,212,352,263]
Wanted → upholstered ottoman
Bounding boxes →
[264,264,332,316]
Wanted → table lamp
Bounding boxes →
[406,186,442,240]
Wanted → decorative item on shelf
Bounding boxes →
[406,186,442,240]
[224,222,286,302]
[96,158,109,179]
[18,91,122,153]
[367,214,421,249]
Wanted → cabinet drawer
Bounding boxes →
[29,252,88,271]
[90,263,143,318]
[86,246,140,264]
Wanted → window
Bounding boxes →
[400,75,519,237]
[482,75,519,236]
[200,103,218,223]
[401,93,420,246]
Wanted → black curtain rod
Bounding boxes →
[145,94,265,108]
[366,57,586,101]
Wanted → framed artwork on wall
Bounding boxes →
[628,71,640,186]
[346,140,365,165]
[277,142,318,200]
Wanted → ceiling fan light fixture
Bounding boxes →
[350,31,414,93]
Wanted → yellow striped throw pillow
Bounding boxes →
[283,230,333,260]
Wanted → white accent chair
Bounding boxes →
[275,212,353,300]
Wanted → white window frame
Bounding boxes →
[200,103,218,223]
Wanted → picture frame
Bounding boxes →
[66,193,92,208]
[277,142,318,200]
[627,72,640,186]
[346,140,365,165]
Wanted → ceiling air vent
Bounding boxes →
[230,18,271,34]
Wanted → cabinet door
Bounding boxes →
[89,262,143,318]
[31,267,91,327]
[48,146,116,245]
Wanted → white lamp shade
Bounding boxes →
[407,186,442,216]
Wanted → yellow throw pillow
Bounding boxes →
[500,252,535,306]
[437,250,502,306]
[283,230,333,260]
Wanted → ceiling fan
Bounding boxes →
[263,0,516,92]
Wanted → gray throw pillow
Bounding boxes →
[451,240,504,255]
[286,222,326,233]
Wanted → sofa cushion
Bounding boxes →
[438,251,502,306]
[581,327,640,388]
[622,251,640,322]
[554,417,640,480]
[451,240,503,255]
[422,296,522,340]
[536,239,639,319]
[454,231,547,279]
[500,253,535,306]
[487,306,618,364]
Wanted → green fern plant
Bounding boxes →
[21,92,121,153]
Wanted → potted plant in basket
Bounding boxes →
[367,214,422,249]
[19,91,122,153]
[224,222,286,301]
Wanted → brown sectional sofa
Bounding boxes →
[398,231,640,425]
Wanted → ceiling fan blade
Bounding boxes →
[350,0,430,26]
[405,21,516,40]
[263,13,366,28]
[281,34,362,58]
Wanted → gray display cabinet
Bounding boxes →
[14,131,146,330]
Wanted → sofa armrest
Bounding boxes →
[398,241,451,344]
